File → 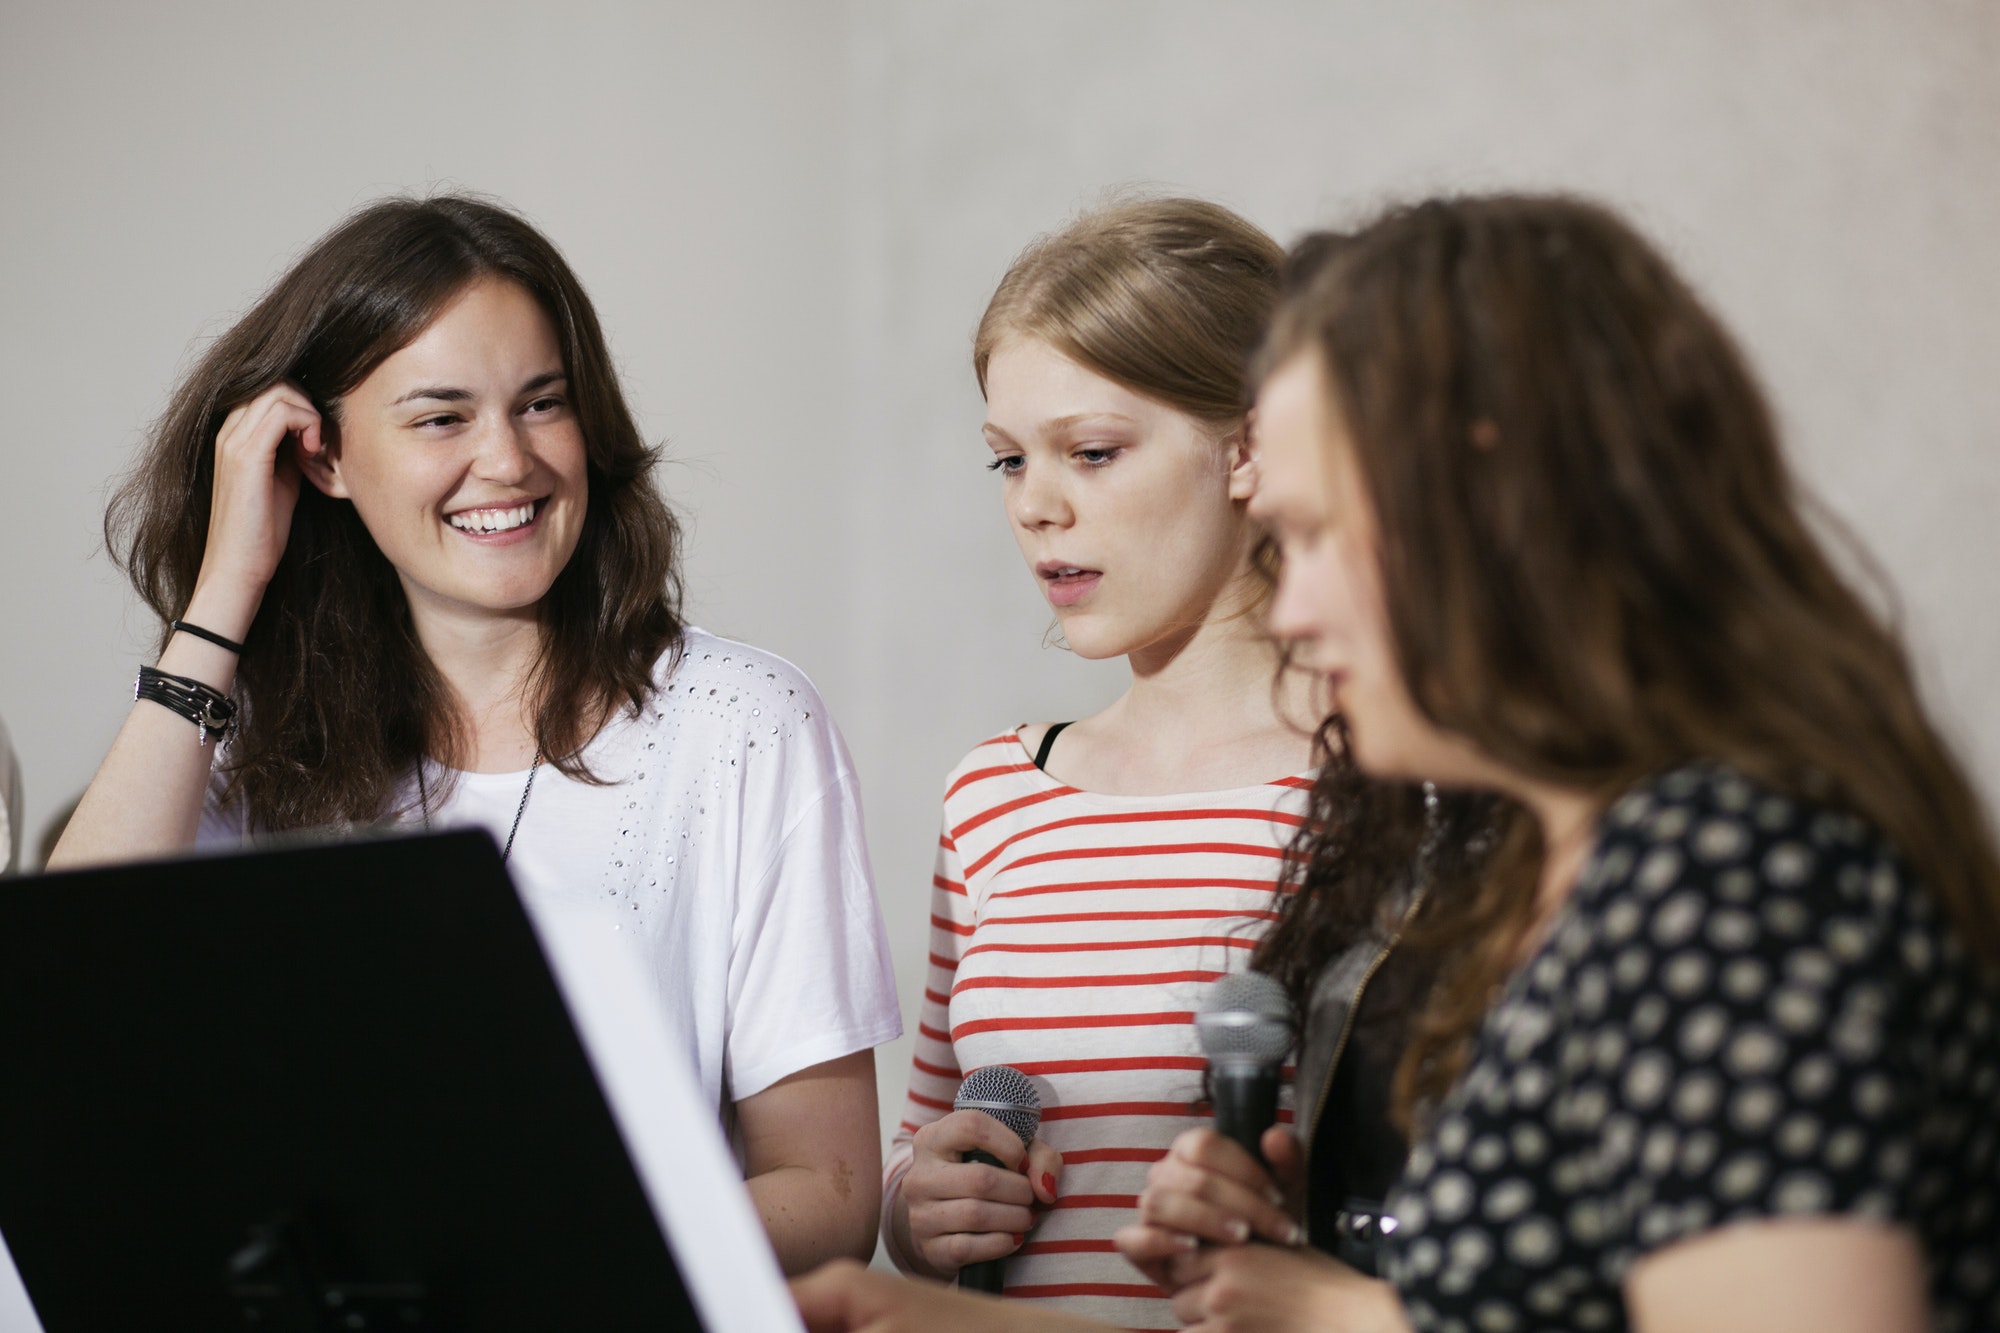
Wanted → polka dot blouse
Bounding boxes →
[1383,763,2000,1333]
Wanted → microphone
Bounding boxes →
[1196,971,1292,1167]
[952,1065,1041,1296]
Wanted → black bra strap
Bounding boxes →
[1033,721,1073,772]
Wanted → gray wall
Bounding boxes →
[2,0,1996,1295]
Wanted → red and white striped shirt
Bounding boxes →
[884,730,1310,1331]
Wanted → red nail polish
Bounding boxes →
[1011,1234,1024,1248]
[1040,1171,1058,1199]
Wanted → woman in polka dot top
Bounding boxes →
[1219,194,2000,1333]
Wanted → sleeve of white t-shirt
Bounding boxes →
[721,707,902,1102]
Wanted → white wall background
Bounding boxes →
[2,0,1996,1301]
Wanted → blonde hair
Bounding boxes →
[974,196,1284,425]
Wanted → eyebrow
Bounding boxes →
[392,369,567,407]
[982,411,1140,445]
[1048,412,1138,430]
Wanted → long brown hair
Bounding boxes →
[106,194,684,832]
[1252,233,1497,1035]
[974,195,1284,426]
[1257,194,2000,1122]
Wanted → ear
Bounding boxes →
[296,423,348,499]
[1225,413,1259,501]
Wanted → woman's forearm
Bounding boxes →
[47,603,249,869]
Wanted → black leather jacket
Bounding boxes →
[1293,886,1424,1274]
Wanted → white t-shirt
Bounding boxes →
[198,627,902,1112]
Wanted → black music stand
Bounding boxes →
[0,830,725,1332]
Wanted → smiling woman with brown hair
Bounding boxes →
[49,194,902,1276]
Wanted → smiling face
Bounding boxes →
[981,337,1259,661]
[1252,350,1494,785]
[303,276,588,626]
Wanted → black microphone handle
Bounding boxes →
[1211,1065,1281,1167]
[957,1148,1010,1295]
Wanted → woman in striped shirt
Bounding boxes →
[880,197,1321,1329]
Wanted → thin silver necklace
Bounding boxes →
[417,751,543,863]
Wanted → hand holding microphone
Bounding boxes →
[950,1066,1042,1294]
[895,1065,1063,1285]
[1117,972,1304,1296]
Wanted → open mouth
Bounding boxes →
[446,498,544,535]
[1037,563,1102,606]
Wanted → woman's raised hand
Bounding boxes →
[190,383,324,639]
[894,1110,1063,1279]
[47,382,325,869]
[1114,1125,1304,1295]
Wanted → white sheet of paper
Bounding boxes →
[530,902,805,1333]
[0,1235,37,1333]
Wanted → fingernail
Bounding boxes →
[1040,1171,1058,1199]
[1228,1219,1250,1243]
[1285,1222,1304,1246]
[1267,1187,1286,1207]
[1177,1232,1201,1251]
[1011,1234,1024,1248]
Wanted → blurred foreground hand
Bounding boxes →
[791,1259,1107,1333]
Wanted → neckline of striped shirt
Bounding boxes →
[945,730,1317,807]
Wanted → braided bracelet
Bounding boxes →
[135,665,237,746]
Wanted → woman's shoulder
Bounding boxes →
[938,727,1044,807]
[1014,721,1058,762]
[650,628,830,719]
[622,628,847,774]
[1576,760,1948,974]
[1598,762,1895,881]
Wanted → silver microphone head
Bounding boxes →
[1196,971,1293,1068]
[954,1065,1042,1146]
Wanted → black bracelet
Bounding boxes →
[170,619,246,655]
[135,664,237,746]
